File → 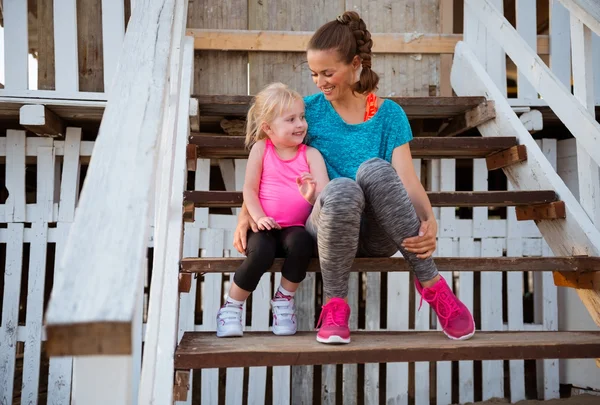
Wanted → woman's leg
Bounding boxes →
[356,158,475,340]
[305,178,363,344]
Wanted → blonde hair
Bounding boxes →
[245,82,304,148]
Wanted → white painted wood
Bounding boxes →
[452,41,600,258]
[101,0,126,93]
[53,0,79,93]
[481,238,504,400]
[291,272,315,404]
[21,222,49,405]
[58,128,82,222]
[48,223,74,405]
[201,228,224,405]
[72,356,134,404]
[550,0,572,88]
[343,271,359,405]
[3,0,28,90]
[465,0,600,167]
[0,224,25,403]
[558,0,600,36]
[193,159,210,229]
[414,272,430,405]
[5,130,27,222]
[571,16,600,227]
[45,0,181,355]
[436,238,453,405]
[506,238,526,402]
[0,136,92,159]
[458,237,474,404]
[138,25,192,404]
[365,272,380,405]
[519,110,544,133]
[246,277,270,404]
[386,254,409,405]
[517,0,539,100]
[594,33,600,104]
[36,146,57,223]
[473,159,489,238]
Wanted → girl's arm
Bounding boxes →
[391,143,437,259]
[243,140,269,222]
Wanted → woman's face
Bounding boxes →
[307,49,360,102]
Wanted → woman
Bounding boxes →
[234,11,475,344]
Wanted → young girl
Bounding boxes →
[217,82,329,338]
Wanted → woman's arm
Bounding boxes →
[233,203,258,254]
[391,143,437,259]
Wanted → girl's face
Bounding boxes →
[263,98,307,148]
[307,49,360,102]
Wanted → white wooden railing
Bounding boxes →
[43,0,190,404]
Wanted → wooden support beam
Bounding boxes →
[183,200,194,222]
[186,144,197,171]
[519,110,543,133]
[172,370,190,401]
[19,104,65,137]
[486,145,528,171]
[178,273,192,293]
[187,29,551,55]
[181,257,600,274]
[553,271,600,290]
[515,201,566,221]
[437,101,496,137]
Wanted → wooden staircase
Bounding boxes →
[173,94,600,400]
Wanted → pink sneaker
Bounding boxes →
[316,297,351,344]
[415,275,475,340]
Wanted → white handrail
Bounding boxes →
[45,0,179,357]
[558,0,600,36]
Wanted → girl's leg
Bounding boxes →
[356,158,475,340]
[270,226,314,336]
[305,178,363,344]
[218,231,276,337]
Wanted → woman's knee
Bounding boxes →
[319,177,365,211]
[356,158,397,186]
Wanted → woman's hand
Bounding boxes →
[233,210,259,254]
[297,172,317,205]
[401,217,438,259]
[256,216,281,231]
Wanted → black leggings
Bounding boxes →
[233,226,314,292]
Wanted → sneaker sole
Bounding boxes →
[272,328,296,336]
[216,330,243,338]
[316,335,351,344]
[443,315,476,341]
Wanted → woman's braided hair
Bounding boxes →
[309,11,379,94]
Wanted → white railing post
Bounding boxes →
[54,0,79,94]
[570,15,600,227]
[101,0,126,94]
[3,0,29,90]
[516,0,538,101]
[550,0,572,89]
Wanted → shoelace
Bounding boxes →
[316,301,347,329]
[418,288,461,327]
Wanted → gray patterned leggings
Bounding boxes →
[306,158,439,298]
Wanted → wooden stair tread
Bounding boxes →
[175,331,600,369]
[194,95,488,119]
[184,190,558,208]
[190,134,519,159]
[180,256,600,273]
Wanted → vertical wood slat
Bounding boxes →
[101,0,126,94]
[3,0,29,90]
[506,237,526,402]
[516,0,538,100]
[36,147,57,223]
[343,272,359,405]
[550,0,572,88]
[77,0,104,92]
[47,223,74,405]
[5,131,27,223]
[365,272,380,405]
[53,0,79,93]
[272,274,291,405]
[37,0,56,90]
[481,238,504,400]
[594,33,600,104]
[20,222,49,404]
[458,237,475,404]
[0,224,25,403]
[291,272,315,404]
[58,128,82,223]
[436,238,453,405]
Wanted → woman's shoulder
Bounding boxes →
[303,93,325,109]
[380,98,408,119]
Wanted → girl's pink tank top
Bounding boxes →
[258,139,313,227]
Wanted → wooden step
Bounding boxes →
[180,256,600,274]
[189,134,519,159]
[194,95,488,119]
[175,331,600,369]
[183,190,558,208]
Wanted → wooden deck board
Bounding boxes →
[184,190,558,208]
[190,134,519,159]
[175,331,600,369]
[180,256,600,274]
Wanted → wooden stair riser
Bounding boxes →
[486,144,528,171]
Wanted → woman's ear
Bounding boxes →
[352,55,361,70]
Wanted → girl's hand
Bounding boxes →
[256,216,281,231]
[233,210,259,254]
[296,172,317,205]
[401,217,438,259]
